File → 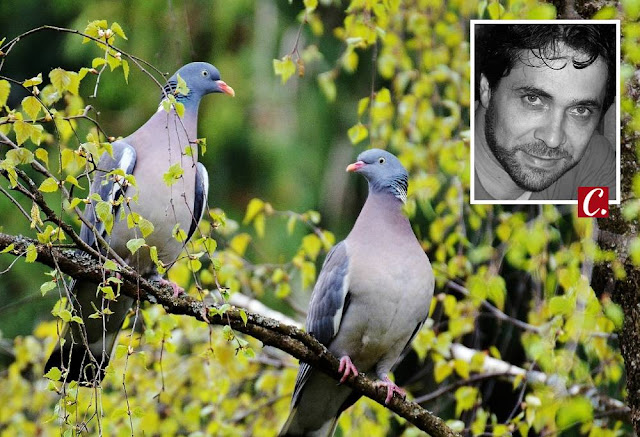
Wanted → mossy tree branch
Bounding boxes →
[0,232,459,437]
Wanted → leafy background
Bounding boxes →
[0,0,635,436]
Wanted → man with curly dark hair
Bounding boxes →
[473,23,617,201]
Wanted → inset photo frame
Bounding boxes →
[470,20,620,205]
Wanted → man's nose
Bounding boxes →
[533,110,567,149]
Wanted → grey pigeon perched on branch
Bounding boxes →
[44,62,234,384]
[280,149,434,436]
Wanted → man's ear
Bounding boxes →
[479,74,491,108]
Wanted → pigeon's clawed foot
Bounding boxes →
[376,375,406,404]
[338,355,359,383]
[159,278,185,298]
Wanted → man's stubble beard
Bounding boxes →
[484,98,579,192]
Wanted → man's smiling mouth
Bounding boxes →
[518,150,566,169]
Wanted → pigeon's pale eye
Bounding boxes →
[201,70,209,77]
[378,157,386,164]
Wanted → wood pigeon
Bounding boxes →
[44,62,234,384]
[280,149,434,436]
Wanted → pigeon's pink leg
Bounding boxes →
[338,356,359,383]
[376,375,406,404]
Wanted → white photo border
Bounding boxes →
[469,19,621,205]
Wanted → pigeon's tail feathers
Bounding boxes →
[279,406,339,437]
[44,280,133,384]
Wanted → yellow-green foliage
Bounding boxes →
[0,0,634,436]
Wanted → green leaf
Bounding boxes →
[21,96,42,120]
[13,121,43,146]
[454,386,479,416]
[67,197,83,210]
[126,238,146,254]
[549,296,571,316]
[71,315,84,324]
[306,210,321,224]
[302,234,322,260]
[0,80,10,107]
[271,268,285,283]
[174,101,185,118]
[239,309,248,326]
[13,120,31,146]
[92,57,107,69]
[172,223,187,243]
[603,300,624,330]
[243,198,265,224]
[197,137,207,155]
[34,148,49,167]
[40,280,56,296]
[347,123,368,145]
[486,1,504,19]
[592,5,617,19]
[162,98,172,113]
[103,259,119,272]
[122,59,130,83]
[83,20,108,43]
[273,56,296,84]
[95,200,114,234]
[623,0,640,20]
[301,261,316,289]
[222,324,234,341]
[202,237,217,256]
[487,276,506,311]
[318,71,336,102]
[254,213,265,238]
[434,360,453,383]
[65,175,82,189]
[6,148,34,165]
[453,359,470,378]
[303,0,318,12]
[49,68,80,95]
[138,217,154,238]
[43,366,62,381]
[149,245,159,264]
[101,285,116,300]
[23,73,43,88]
[556,396,593,429]
[229,233,251,256]
[163,162,184,186]
[78,67,93,81]
[176,73,190,96]
[149,245,166,274]
[357,96,370,116]
[25,243,37,263]
[126,212,140,229]
[0,243,15,254]
[115,344,128,359]
[110,22,128,40]
[275,282,291,298]
[287,215,297,235]
[526,3,557,19]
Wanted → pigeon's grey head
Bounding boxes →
[347,149,408,203]
[161,62,234,108]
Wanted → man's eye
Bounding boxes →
[522,95,542,106]
[570,106,593,118]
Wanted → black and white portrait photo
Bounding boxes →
[471,21,620,204]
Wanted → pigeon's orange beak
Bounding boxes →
[216,80,235,97]
[346,161,365,172]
